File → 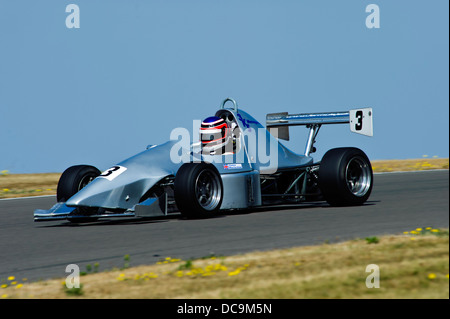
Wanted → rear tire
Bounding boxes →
[174,163,223,218]
[318,147,373,206]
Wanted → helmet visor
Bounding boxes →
[200,128,224,144]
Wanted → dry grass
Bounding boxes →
[371,158,449,173]
[1,158,448,199]
[2,231,448,299]
[0,173,60,199]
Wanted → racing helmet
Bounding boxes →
[199,116,231,153]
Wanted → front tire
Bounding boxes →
[57,165,101,202]
[57,165,101,222]
[318,147,373,206]
[174,163,223,218]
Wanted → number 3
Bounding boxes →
[355,110,363,131]
[99,166,127,181]
[100,166,121,177]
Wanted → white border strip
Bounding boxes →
[0,195,55,201]
[374,169,448,175]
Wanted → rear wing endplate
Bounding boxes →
[266,108,373,140]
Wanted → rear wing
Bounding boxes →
[266,108,373,141]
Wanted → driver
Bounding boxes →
[199,116,237,155]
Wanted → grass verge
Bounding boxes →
[1,229,448,299]
[0,173,60,199]
[371,158,449,173]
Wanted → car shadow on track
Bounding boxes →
[37,200,379,227]
[37,215,178,228]
[225,200,378,215]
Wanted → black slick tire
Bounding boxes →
[57,165,101,223]
[174,163,223,219]
[318,147,373,206]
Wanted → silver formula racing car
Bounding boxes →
[34,98,374,222]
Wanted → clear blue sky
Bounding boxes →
[0,0,448,173]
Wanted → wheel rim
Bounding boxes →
[345,156,372,197]
[194,169,222,211]
[78,174,96,191]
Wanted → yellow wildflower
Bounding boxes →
[202,272,215,277]
[214,264,227,271]
[428,273,436,280]
[228,269,241,276]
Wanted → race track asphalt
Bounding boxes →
[0,170,448,282]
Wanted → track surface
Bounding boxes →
[0,170,448,282]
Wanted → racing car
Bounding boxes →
[34,98,374,222]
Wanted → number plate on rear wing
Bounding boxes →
[349,108,373,137]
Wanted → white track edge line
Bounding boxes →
[0,195,55,201]
[373,169,448,175]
